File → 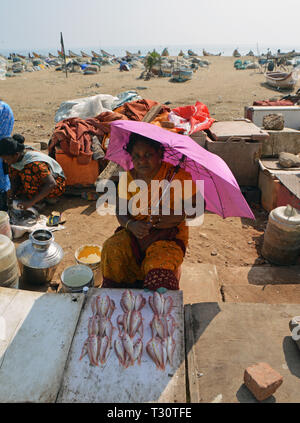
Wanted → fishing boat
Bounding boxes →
[81,50,92,58]
[203,49,221,56]
[68,50,79,58]
[265,71,298,90]
[233,49,241,57]
[48,53,58,59]
[101,49,114,58]
[161,48,169,57]
[171,67,193,82]
[188,49,197,57]
[91,50,101,58]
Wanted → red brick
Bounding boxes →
[244,362,283,401]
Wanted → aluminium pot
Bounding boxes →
[16,229,64,285]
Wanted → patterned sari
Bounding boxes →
[101,161,197,290]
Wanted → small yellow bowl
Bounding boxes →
[75,244,102,271]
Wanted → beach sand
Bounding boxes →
[1,56,299,296]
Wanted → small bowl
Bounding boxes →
[61,264,94,293]
[75,244,102,271]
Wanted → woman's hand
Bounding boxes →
[17,199,35,210]
[151,214,185,229]
[127,220,152,239]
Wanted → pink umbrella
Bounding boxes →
[106,120,255,219]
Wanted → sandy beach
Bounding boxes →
[1,56,299,299]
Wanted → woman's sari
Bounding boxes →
[101,161,197,290]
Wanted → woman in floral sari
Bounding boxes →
[101,132,199,291]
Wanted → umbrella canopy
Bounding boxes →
[106,120,255,220]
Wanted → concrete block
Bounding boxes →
[258,170,280,212]
[244,362,283,401]
[180,263,222,304]
[261,128,300,157]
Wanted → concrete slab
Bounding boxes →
[180,263,222,304]
[218,265,300,286]
[185,302,300,403]
[222,284,300,304]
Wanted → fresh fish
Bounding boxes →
[87,335,99,366]
[88,315,99,336]
[99,335,110,365]
[91,296,97,315]
[150,315,166,339]
[114,338,126,367]
[146,338,162,370]
[120,290,135,313]
[133,338,143,365]
[160,338,168,371]
[79,338,88,361]
[149,295,155,314]
[107,299,116,319]
[166,336,176,367]
[134,294,146,311]
[98,317,108,338]
[163,296,173,316]
[129,310,143,338]
[104,318,114,347]
[165,314,177,337]
[122,333,135,366]
[96,295,111,317]
[153,292,164,316]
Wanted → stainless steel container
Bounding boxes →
[16,229,64,285]
[61,264,94,293]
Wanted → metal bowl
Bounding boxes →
[61,264,94,293]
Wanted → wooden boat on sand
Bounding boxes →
[91,51,101,58]
[203,49,221,56]
[265,71,298,90]
[171,67,193,82]
[81,50,92,58]
[101,49,114,58]
[68,50,79,58]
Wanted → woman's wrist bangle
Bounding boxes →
[125,219,132,230]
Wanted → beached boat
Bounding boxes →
[48,53,58,59]
[188,49,197,57]
[203,49,221,56]
[101,49,114,58]
[68,50,79,58]
[233,49,241,57]
[81,50,92,58]
[161,48,169,57]
[265,71,298,90]
[91,51,101,58]
[171,67,193,82]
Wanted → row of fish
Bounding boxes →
[79,290,177,371]
[146,292,177,371]
[114,290,146,368]
[79,294,116,366]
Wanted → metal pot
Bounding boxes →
[16,229,64,285]
[61,264,94,293]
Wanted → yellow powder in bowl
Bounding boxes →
[77,246,101,264]
[79,253,101,264]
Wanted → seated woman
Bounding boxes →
[100,132,200,291]
[0,134,66,210]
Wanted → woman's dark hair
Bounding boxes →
[0,134,25,156]
[124,133,165,158]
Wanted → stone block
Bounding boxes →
[244,362,283,401]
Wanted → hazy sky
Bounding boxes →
[1,0,300,50]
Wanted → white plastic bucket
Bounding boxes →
[0,211,12,239]
[0,234,19,289]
